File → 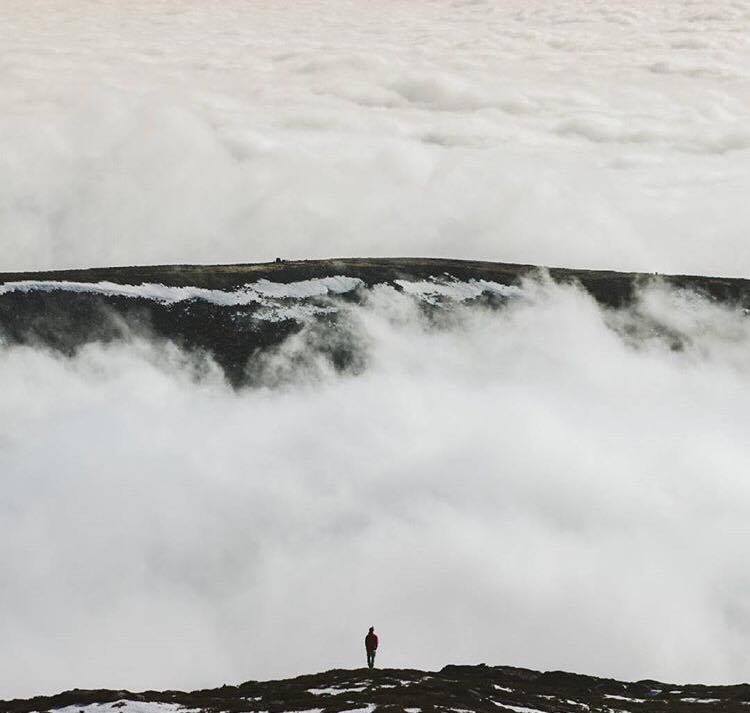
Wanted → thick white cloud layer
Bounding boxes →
[2,0,750,274]
[4,0,750,698]
[3,282,750,697]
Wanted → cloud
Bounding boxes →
[2,281,750,697]
[1,0,750,275]
[3,0,750,699]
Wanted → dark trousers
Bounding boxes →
[367,650,376,669]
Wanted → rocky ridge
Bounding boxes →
[3,664,750,713]
[2,258,749,386]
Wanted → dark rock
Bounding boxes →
[2,258,750,388]
[4,663,750,713]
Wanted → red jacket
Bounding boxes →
[365,632,378,652]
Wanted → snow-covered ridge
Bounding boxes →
[0,275,520,308]
[394,278,521,304]
[0,276,364,305]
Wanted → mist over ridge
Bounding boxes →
[3,268,750,696]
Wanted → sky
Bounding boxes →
[2,0,750,275]
[2,0,750,699]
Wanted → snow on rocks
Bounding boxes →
[0,274,518,310]
[307,687,367,696]
[394,278,521,305]
[0,277,364,307]
[52,704,196,713]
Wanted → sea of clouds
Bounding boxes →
[3,0,750,700]
[2,0,750,274]
[3,280,750,696]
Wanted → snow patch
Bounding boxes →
[51,703,194,713]
[0,277,363,305]
[308,686,367,695]
[493,704,546,713]
[251,276,363,299]
[394,278,521,304]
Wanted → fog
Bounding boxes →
[3,280,750,697]
[2,0,750,274]
[3,0,750,699]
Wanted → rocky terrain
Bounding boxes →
[3,663,750,713]
[2,258,749,386]
[4,257,750,302]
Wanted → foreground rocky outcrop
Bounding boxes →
[2,258,749,386]
[3,664,750,713]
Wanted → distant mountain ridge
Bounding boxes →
[2,258,749,386]
[2,257,750,303]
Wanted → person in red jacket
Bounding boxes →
[365,627,378,669]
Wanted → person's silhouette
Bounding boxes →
[365,626,378,669]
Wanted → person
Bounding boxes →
[365,626,378,669]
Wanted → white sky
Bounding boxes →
[2,0,750,274]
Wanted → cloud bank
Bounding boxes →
[2,0,750,275]
[3,0,750,699]
[3,282,750,697]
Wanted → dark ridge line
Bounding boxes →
[1,256,749,287]
[3,663,750,713]
[2,257,750,387]
[2,258,750,312]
